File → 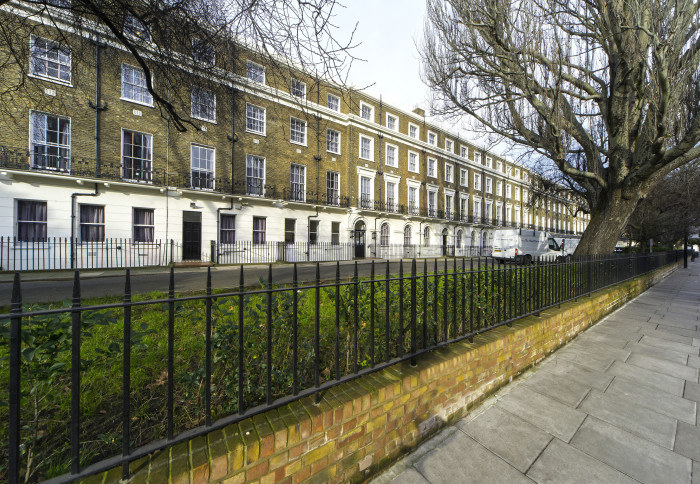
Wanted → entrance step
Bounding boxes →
[174,261,212,268]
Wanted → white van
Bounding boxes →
[491,228,567,263]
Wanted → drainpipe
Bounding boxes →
[88,40,107,176]
[71,183,99,269]
[228,87,238,188]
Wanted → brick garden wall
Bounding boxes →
[86,261,680,484]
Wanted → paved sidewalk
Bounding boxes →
[374,262,700,484]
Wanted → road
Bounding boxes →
[0,257,497,305]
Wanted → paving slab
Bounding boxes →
[459,406,552,473]
[579,390,677,449]
[554,349,616,373]
[606,377,697,424]
[521,371,591,408]
[640,334,699,354]
[574,331,631,349]
[674,421,700,461]
[684,381,700,403]
[526,438,638,484]
[694,461,700,484]
[414,431,534,484]
[606,360,686,396]
[570,417,692,484]
[565,339,632,361]
[656,324,700,339]
[623,341,689,365]
[587,326,643,343]
[626,353,699,382]
[495,386,587,442]
[535,359,613,392]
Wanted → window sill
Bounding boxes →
[290,140,307,147]
[246,129,266,136]
[327,150,341,155]
[121,97,155,108]
[28,73,73,88]
[192,115,217,125]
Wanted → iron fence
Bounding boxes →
[1,237,494,271]
[1,251,680,483]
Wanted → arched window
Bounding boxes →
[482,230,488,248]
[471,230,476,247]
[404,225,412,246]
[456,230,462,248]
[424,226,431,247]
[380,222,390,246]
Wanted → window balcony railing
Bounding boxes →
[191,170,214,190]
[360,195,373,209]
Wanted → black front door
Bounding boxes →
[442,231,448,256]
[183,211,202,260]
[354,230,366,258]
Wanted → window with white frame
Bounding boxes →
[122,130,152,182]
[460,168,468,186]
[80,205,105,242]
[121,64,152,105]
[485,177,493,194]
[523,189,528,203]
[246,154,265,196]
[359,135,373,160]
[386,182,396,211]
[460,196,468,221]
[424,226,431,246]
[284,218,295,244]
[461,146,468,158]
[133,208,154,242]
[291,78,306,99]
[428,131,437,145]
[408,186,418,214]
[497,160,503,172]
[124,15,151,41]
[360,102,374,121]
[246,103,265,134]
[445,194,453,218]
[474,173,482,190]
[428,190,437,216]
[474,152,482,165]
[515,187,520,201]
[290,164,305,201]
[30,36,71,84]
[506,184,512,199]
[456,230,462,248]
[445,139,453,153]
[485,201,493,221]
[428,158,436,178]
[385,143,397,167]
[445,163,453,183]
[326,129,340,154]
[473,199,481,219]
[360,176,372,208]
[326,171,339,205]
[191,144,215,189]
[290,117,306,144]
[506,166,511,177]
[486,156,493,169]
[496,180,503,196]
[253,217,266,244]
[386,113,398,130]
[506,205,511,223]
[191,86,216,122]
[404,225,412,245]
[327,93,340,111]
[408,151,419,173]
[17,200,47,242]
[246,61,265,83]
[220,214,235,244]
[514,168,520,178]
[408,123,419,139]
[192,38,215,66]
[380,223,390,246]
[331,222,340,244]
[30,111,70,171]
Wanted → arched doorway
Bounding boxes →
[442,228,449,256]
[354,220,366,258]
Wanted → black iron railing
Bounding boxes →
[1,252,680,483]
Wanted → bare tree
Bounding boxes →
[0,0,358,131]
[421,0,700,255]
[627,160,700,248]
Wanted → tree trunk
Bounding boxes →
[575,190,642,256]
